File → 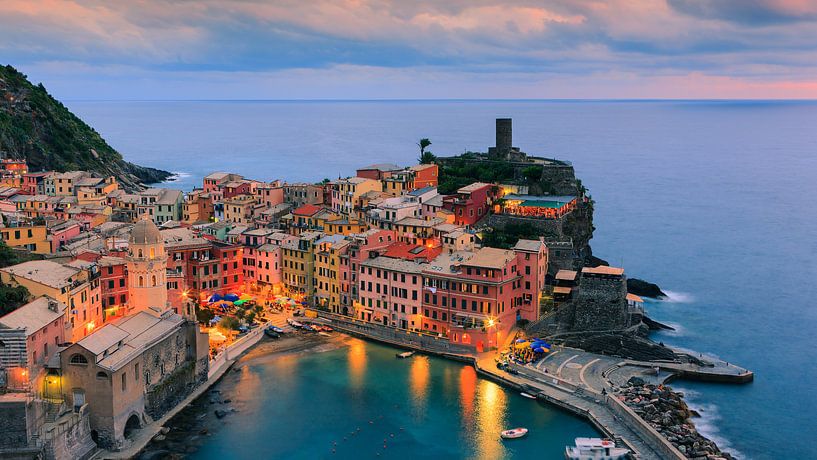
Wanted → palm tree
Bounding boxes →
[417,138,431,159]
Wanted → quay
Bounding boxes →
[313,311,752,460]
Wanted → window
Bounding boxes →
[96,371,108,380]
[69,354,88,365]
[122,373,127,392]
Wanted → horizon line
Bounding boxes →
[61,97,817,103]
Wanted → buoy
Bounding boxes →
[390,434,394,437]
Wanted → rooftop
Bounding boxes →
[467,247,516,269]
[76,310,185,372]
[513,239,545,252]
[359,163,403,172]
[1,260,81,289]
[458,182,492,194]
[293,204,322,216]
[362,255,425,273]
[0,297,66,333]
[555,269,578,281]
[582,265,625,276]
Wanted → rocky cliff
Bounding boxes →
[0,65,171,190]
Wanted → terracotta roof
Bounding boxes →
[582,265,625,276]
[555,269,578,281]
[293,204,322,216]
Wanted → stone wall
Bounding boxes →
[573,275,629,331]
[0,400,30,448]
[142,323,206,421]
[43,405,96,460]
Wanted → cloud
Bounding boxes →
[1,0,816,98]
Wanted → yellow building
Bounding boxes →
[0,260,103,342]
[0,224,50,253]
[381,170,414,197]
[224,194,258,224]
[332,177,382,217]
[324,217,369,236]
[281,231,322,299]
[53,171,89,196]
[313,235,349,311]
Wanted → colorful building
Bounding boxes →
[442,182,495,226]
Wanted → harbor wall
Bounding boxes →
[603,395,686,460]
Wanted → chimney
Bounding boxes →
[496,118,512,153]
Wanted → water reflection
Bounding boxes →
[409,356,430,410]
[347,339,367,388]
[459,366,477,423]
[475,380,507,460]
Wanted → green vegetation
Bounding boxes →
[0,240,33,314]
[218,316,240,331]
[0,64,170,189]
[196,306,215,324]
[436,158,516,194]
[480,221,555,249]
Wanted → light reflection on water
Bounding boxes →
[190,338,597,459]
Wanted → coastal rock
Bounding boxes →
[214,410,227,419]
[627,278,667,299]
[618,382,734,459]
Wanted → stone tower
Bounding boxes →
[496,118,513,155]
[126,216,167,314]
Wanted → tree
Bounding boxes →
[196,306,215,324]
[418,139,436,164]
[419,151,437,165]
[218,316,240,331]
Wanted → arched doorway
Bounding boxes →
[124,414,141,439]
[342,306,349,316]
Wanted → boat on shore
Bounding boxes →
[264,328,280,339]
[520,392,537,399]
[500,427,528,439]
[287,318,303,328]
[396,351,416,359]
[269,325,285,333]
[564,437,630,459]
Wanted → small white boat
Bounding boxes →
[500,427,528,439]
[396,351,416,359]
[520,392,537,399]
[318,331,331,337]
[565,437,630,460]
[287,318,303,328]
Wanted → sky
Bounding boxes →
[2,0,817,100]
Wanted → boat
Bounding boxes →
[264,328,280,339]
[318,331,331,337]
[287,318,303,328]
[269,326,285,334]
[301,324,314,331]
[396,351,416,359]
[520,392,537,399]
[564,438,630,460]
[322,326,333,332]
[500,427,528,439]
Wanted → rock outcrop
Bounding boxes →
[628,278,668,299]
[619,378,734,459]
[0,64,171,191]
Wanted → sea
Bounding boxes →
[67,99,817,459]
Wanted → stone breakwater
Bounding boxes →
[619,378,733,460]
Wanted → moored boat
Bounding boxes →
[520,392,537,399]
[269,325,285,333]
[564,437,630,460]
[396,351,416,359]
[500,427,528,439]
[264,328,280,339]
[287,318,303,328]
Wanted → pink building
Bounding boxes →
[341,229,396,311]
[0,297,67,389]
[421,247,523,351]
[49,219,82,252]
[442,182,495,226]
[513,239,548,323]
[358,255,425,330]
[256,183,285,207]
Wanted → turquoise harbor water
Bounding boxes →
[69,100,817,458]
[189,339,596,460]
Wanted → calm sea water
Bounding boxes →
[68,100,817,459]
[188,339,596,459]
